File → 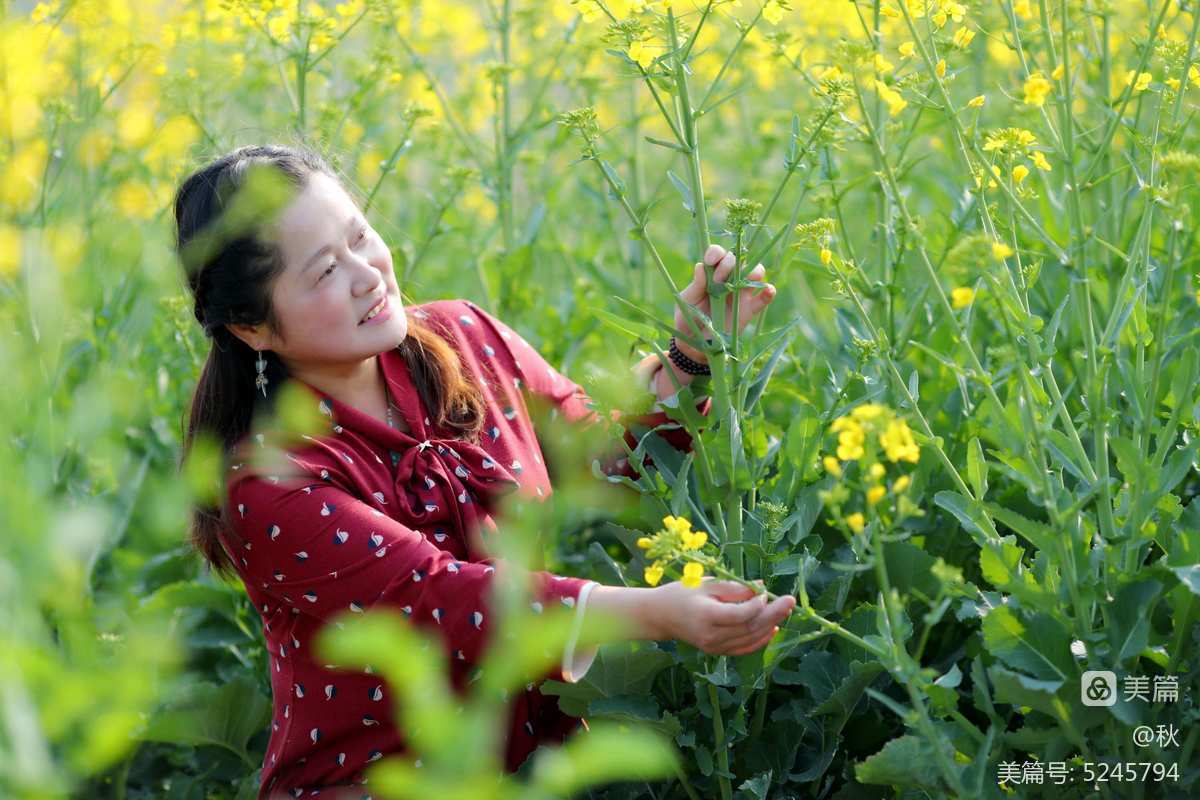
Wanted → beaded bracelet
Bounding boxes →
[668,336,712,376]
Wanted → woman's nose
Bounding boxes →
[351,254,385,290]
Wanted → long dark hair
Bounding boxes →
[173,144,484,578]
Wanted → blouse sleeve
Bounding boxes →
[461,300,712,480]
[224,471,594,685]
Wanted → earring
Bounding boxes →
[255,349,268,397]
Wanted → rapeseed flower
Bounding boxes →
[851,403,886,421]
[628,40,654,69]
[952,27,975,49]
[831,416,866,460]
[881,419,920,463]
[820,405,922,536]
[823,455,842,476]
[1012,164,1030,184]
[899,41,915,58]
[763,0,788,25]
[875,79,908,116]
[1023,72,1053,106]
[992,241,1015,259]
[951,286,976,308]
[1125,70,1152,93]
[967,94,986,108]
[644,562,664,586]
[935,58,947,77]
[681,562,705,588]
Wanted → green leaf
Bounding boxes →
[1107,578,1162,664]
[742,320,799,412]
[979,538,1024,589]
[784,413,821,479]
[587,696,682,737]
[738,770,774,800]
[855,735,953,790]
[592,307,659,342]
[696,656,740,687]
[529,723,678,796]
[984,503,1054,552]
[881,541,941,599]
[980,606,1073,683]
[1044,429,1088,482]
[600,159,627,195]
[933,490,989,543]
[1170,564,1200,596]
[987,665,1062,717]
[786,480,825,544]
[542,642,675,717]
[967,437,988,497]
[138,677,271,765]
[667,170,694,213]
[788,650,847,705]
[812,660,885,721]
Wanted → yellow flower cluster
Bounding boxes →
[638,515,709,588]
[627,39,655,69]
[1124,70,1153,94]
[951,286,976,309]
[881,419,920,463]
[874,79,907,117]
[1023,71,1053,107]
[762,0,790,25]
[1165,65,1200,93]
[821,404,921,535]
[979,127,1052,187]
[826,403,920,466]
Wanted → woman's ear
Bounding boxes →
[225,322,267,352]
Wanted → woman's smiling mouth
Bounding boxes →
[359,295,390,326]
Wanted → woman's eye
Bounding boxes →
[355,227,367,245]
[319,262,336,281]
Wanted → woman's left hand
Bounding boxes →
[674,244,777,364]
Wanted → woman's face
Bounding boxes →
[230,170,407,370]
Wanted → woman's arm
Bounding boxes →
[586,579,795,657]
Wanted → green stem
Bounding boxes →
[667,10,710,252]
[706,682,733,800]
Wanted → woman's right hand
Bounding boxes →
[647,579,796,656]
[586,580,796,656]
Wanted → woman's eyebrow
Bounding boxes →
[301,213,359,274]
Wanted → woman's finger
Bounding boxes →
[678,262,707,305]
[706,591,769,628]
[700,579,758,604]
[703,244,726,267]
[714,250,736,282]
[715,624,781,656]
[726,594,794,636]
[725,627,780,656]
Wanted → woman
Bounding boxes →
[174,144,796,799]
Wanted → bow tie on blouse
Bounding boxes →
[389,432,521,520]
[303,379,522,558]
